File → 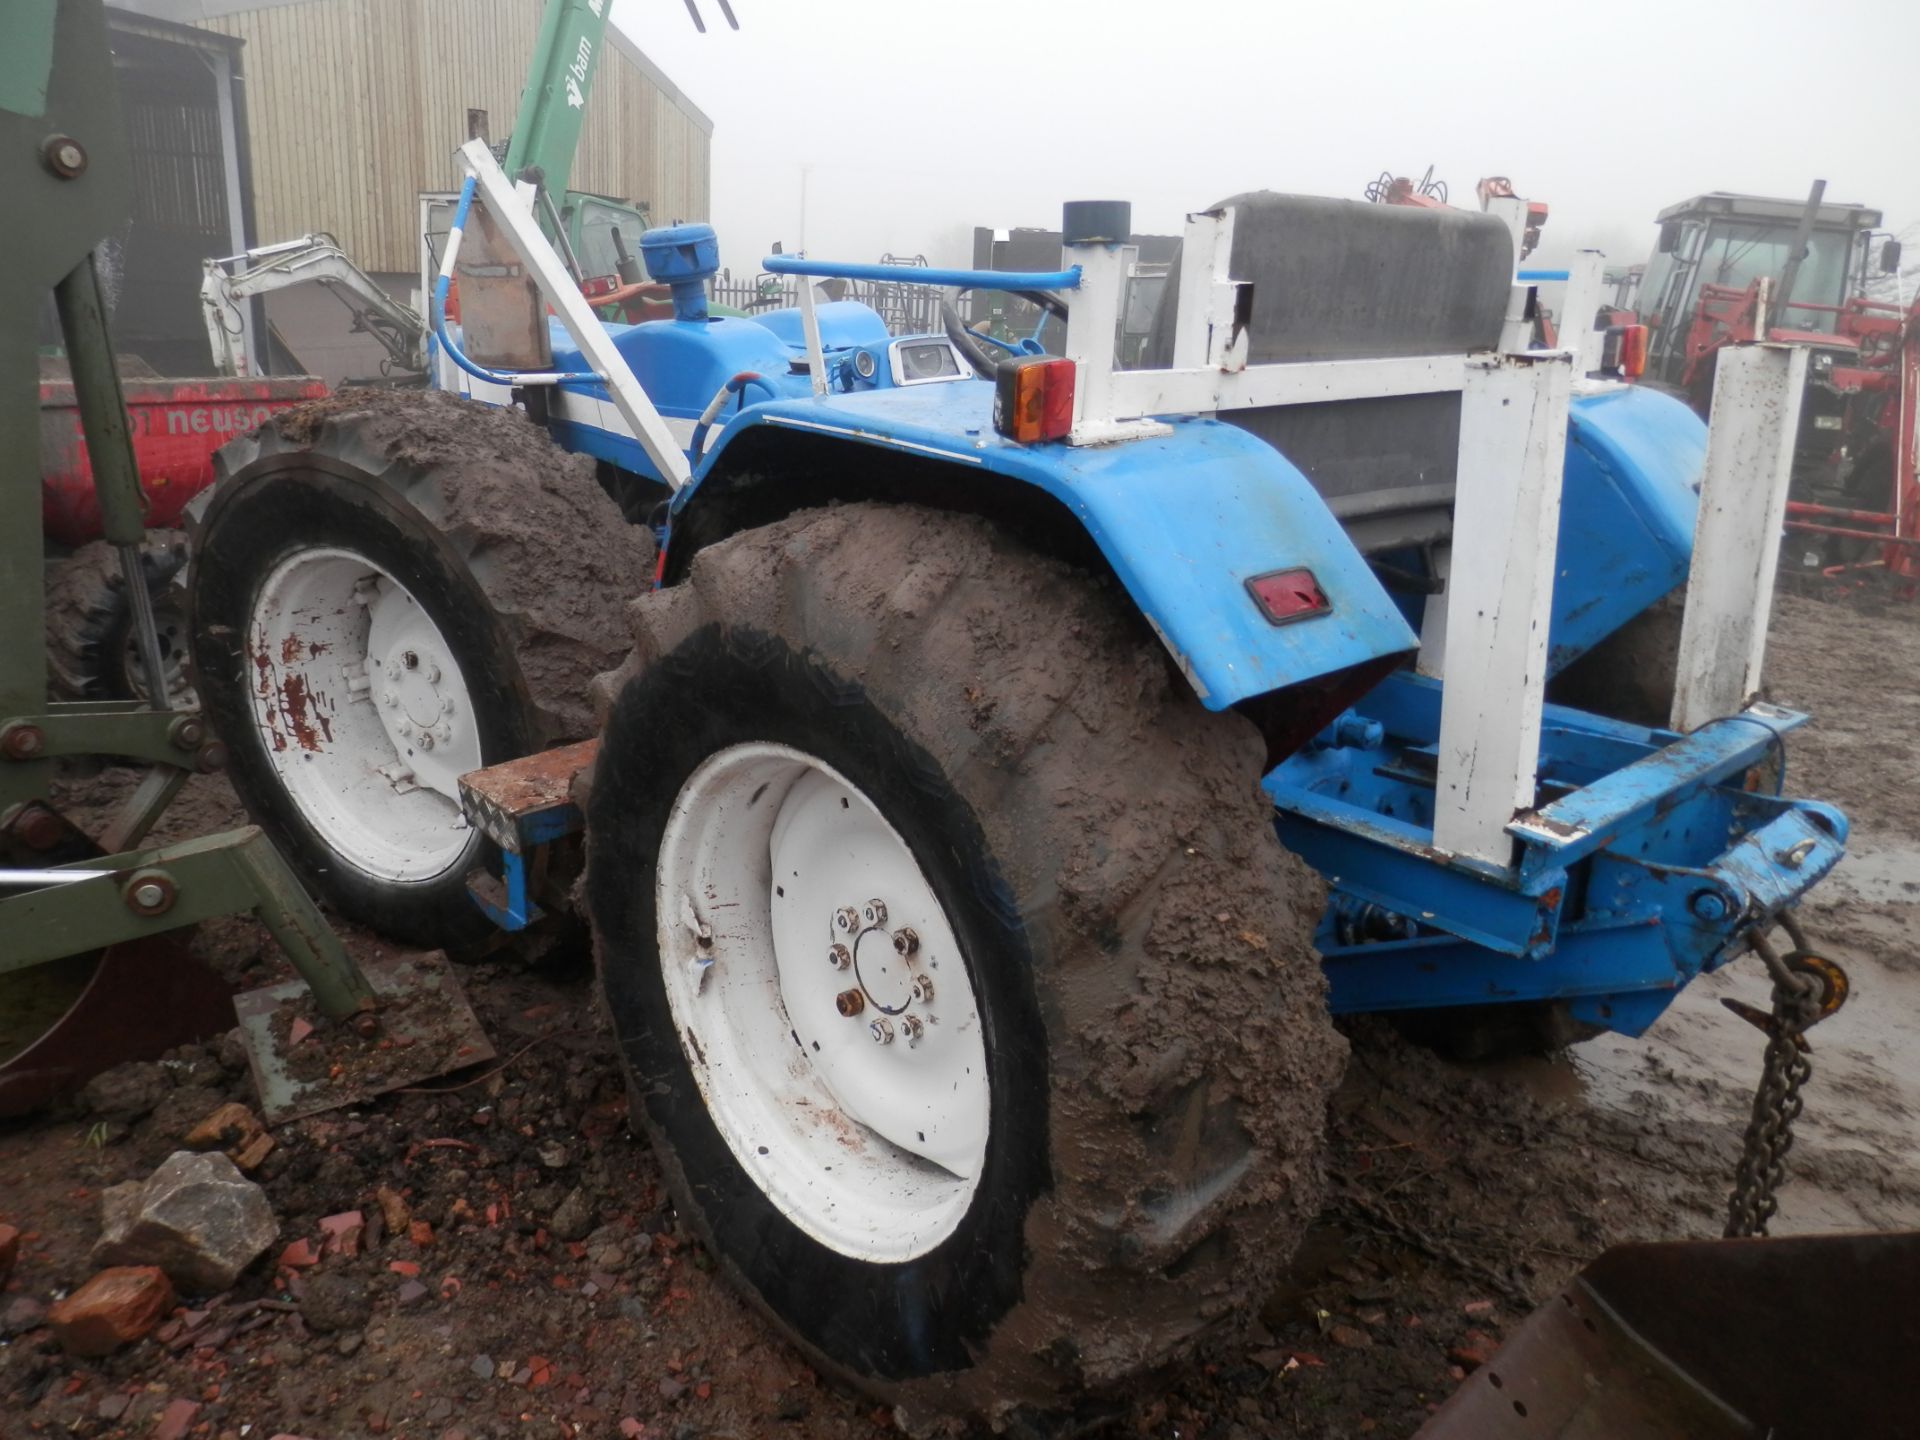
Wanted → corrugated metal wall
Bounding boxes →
[196,0,711,273]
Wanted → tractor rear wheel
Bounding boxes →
[46,532,194,706]
[586,503,1345,1420]
[188,389,651,947]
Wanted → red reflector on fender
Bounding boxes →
[1246,568,1331,625]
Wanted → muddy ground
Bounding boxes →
[2,581,1916,1440]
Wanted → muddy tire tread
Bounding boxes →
[589,502,1346,1419]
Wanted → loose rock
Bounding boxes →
[48,1266,174,1356]
[91,1150,279,1294]
[301,1273,372,1333]
[549,1187,593,1242]
[1,1294,47,1337]
[0,1222,18,1286]
[79,1061,170,1121]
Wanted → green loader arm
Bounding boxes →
[503,0,612,209]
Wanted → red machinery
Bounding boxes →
[40,372,325,545]
[1680,286,1920,583]
[1631,186,1917,583]
[38,369,326,702]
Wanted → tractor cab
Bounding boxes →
[1637,190,1882,391]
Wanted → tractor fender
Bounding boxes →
[677,386,1418,713]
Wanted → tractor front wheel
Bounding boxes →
[188,389,651,947]
[586,503,1345,1420]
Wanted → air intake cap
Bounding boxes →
[640,223,720,322]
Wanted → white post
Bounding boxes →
[1170,206,1243,375]
[1432,351,1574,866]
[1064,235,1125,438]
[795,275,829,398]
[1563,249,1606,372]
[1670,342,1809,731]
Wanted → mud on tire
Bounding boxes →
[586,503,1346,1419]
[45,532,193,705]
[189,389,652,947]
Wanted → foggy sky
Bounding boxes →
[614,0,1918,285]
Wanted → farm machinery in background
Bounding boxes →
[1631,183,1918,583]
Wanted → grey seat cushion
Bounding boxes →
[1143,192,1514,553]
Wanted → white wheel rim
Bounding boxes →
[246,547,481,883]
[656,742,990,1263]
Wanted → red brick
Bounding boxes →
[0,1223,19,1287]
[153,1398,200,1440]
[278,1238,320,1270]
[47,1267,174,1356]
[318,1211,364,1259]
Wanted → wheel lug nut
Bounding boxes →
[834,989,865,1017]
[899,1015,923,1046]
[911,974,934,1003]
[863,898,888,927]
[417,732,435,751]
[380,690,396,707]
[828,943,852,971]
[385,660,401,680]
[402,650,418,670]
[868,1018,894,1045]
[833,907,860,934]
[425,663,441,683]
[892,926,919,956]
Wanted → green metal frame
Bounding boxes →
[2,0,366,1025]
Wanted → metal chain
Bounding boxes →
[1723,936,1826,1238]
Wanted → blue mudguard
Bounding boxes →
[688,381,1420,709]
[1548,384,1704,671]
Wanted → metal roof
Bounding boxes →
[1654,191,1883,231]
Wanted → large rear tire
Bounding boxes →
[189,389,651,947]
[586,503,1344,1420]
[45,532,194,706]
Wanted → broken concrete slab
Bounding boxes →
[91,1150,278,1295]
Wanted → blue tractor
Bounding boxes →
[186,143,1847,1419]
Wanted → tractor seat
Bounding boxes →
[1142,192,1515,555]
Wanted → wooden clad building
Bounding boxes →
[113,0,712,379]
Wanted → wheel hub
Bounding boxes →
[852,912,917,1015]
[652,742,990,1262]
[246,547,480,883]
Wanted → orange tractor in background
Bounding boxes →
[1630,184,1917,584]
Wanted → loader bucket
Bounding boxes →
[1415,1230,1919,1440]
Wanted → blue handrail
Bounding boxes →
[761,256,1082,292]
[1516,268,1571,282]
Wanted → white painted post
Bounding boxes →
[1170,207,1242,375]
[1563,249,1606,372]
[1432,351,1574,866]
[794,274,829,398]
[1670,342,1809,731]
[1063,234,1126,440]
